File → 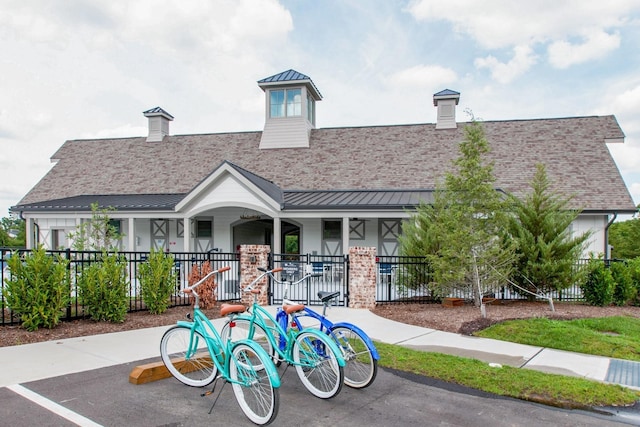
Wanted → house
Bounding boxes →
[12,70,637,259]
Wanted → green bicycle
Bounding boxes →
[159,266,280,425]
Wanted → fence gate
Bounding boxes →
[270,254,348,306]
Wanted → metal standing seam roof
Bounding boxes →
[257,69,323,100]
[13,194,187,212]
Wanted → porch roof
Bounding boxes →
[13,194,186,212]
[13,190,437,212]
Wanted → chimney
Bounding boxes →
[143,107,174,142]
[433,89,460,130]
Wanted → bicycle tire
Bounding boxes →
[222,318,280,367]
[292,330,344,399]
[330,326,378,388]
[159,325,217,387]
[229,342,280,425]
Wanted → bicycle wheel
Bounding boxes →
[292,330,343,399]
[222,318,279,367]
[330,326,377,388]
[160,325,217,387]
[229,342,280,425]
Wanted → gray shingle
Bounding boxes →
[16,116,636,213]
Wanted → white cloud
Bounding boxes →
[387,65,457,89]
[407,0,639,83]
[548,30,621,69]
[474,45,537,84]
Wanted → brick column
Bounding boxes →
[239,245,270,306]
[348,246,377,309]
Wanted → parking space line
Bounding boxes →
[7,384,103,427]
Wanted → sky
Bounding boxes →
[1,0,639,219]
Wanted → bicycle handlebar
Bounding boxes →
[183,266,231,295]
[244,266,321,293]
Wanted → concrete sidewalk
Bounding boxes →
[0,307,638,390]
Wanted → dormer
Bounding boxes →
[143,107,173,142]
[257,69,322,149]
[433,89,460,130]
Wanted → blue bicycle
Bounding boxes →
[266,266,379,389]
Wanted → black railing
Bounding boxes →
[1,248,239,326]
[270,253,348,306]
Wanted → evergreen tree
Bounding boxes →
[609,213,640,259]
[400,121,517,307]
[506,163,590,298]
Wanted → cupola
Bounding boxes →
[257,70,322,149]
[143,107,173,142]
[433,89,460,130]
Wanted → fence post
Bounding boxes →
[347,247,376,309]
[239,245,270,306]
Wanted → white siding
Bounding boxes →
[259,116,312,149]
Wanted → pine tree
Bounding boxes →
[506,163,591,298]
[400,121,517,308]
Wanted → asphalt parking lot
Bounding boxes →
[1,357,636,427]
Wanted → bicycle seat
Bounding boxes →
[220,303,246,317]
[318,291,340,303]
[283,304,305,314]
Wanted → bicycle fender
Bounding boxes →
[330,322,380,360]
[235,339,281,388]
[300,329,347,368]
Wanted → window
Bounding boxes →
[270,90,285,117]
[196,220,212,238]
[270,88,302,118]
[108,219,122,235]
[307,95,315,124]
[323,220,341,240]
[287,89,301,116]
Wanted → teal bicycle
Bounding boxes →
[159,266,280,425]
[221,267,346,399]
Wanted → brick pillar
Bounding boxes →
[239,245,270,306]
[348,246,376,309]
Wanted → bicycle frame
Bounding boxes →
[272,270,379,361]
[240,268,346,369]
[177,269,281,388]
[291,308,379,361]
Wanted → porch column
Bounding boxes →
[128,217,135,251]
[273,217,281,254]
[342,216,350,256]
[183,218,191,252]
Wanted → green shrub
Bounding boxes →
[628,257,640,306]
[581,259,614,307]
[611,261,636,306]
[138,249,177,314]
[4,246,70,331]
[77,251,129,322]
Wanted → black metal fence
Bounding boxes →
[373,257,614,304]
[1,248,240,326]
[1,246,627,326]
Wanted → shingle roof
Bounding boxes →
[14,116,636,214]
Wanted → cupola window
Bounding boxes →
[270,88,302,118]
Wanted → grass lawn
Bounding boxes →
[377,315,640,409]
[475,316,640,361]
